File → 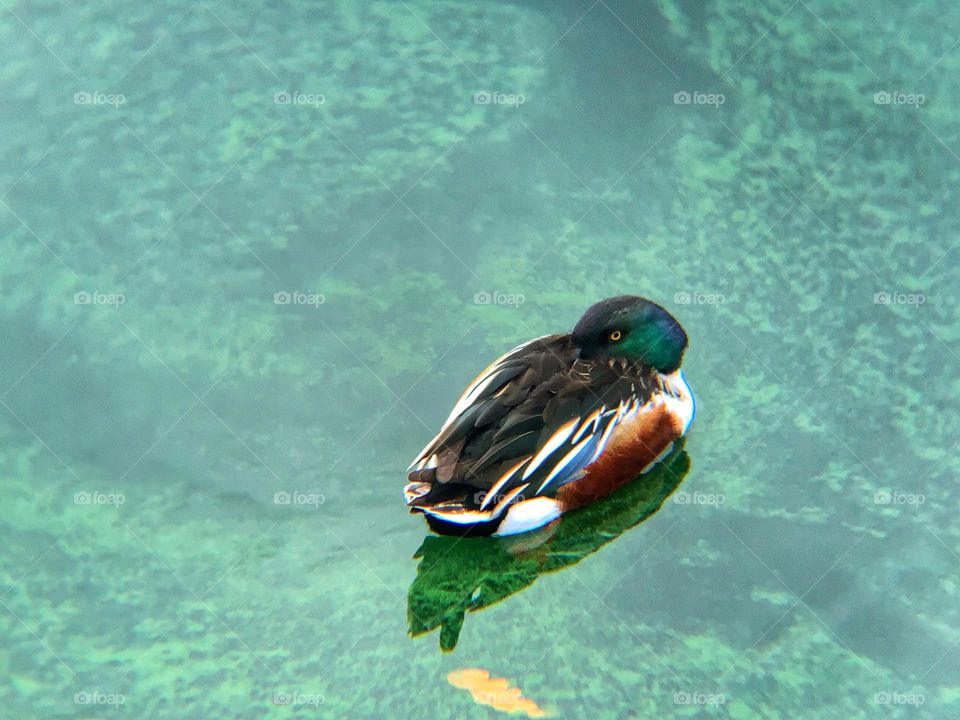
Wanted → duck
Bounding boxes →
[404,295,695,537]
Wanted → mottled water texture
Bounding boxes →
[1,0,959,717]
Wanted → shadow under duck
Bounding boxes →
[408,441,691,651]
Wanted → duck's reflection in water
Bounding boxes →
[407,442,690,651]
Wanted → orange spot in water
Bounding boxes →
[447,668,549,717]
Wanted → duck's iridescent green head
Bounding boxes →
[571,295,688,372]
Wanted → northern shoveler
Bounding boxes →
[405,295,695,536]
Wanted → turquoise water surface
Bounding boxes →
[2,0,959,717]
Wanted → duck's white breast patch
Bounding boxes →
[660,369,695,434]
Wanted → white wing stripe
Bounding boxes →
[409,366,509,468]
[442,335,550,426]
[410,336,553,468]
[591,406,626,462]
[522,417,580,480]
[491,483,530,514]
[423,482,529,525]
[444,371,500,427]
[422,508,496,524]
[480,457,530,510]
[537,435,595,494]
[571,409,602,444]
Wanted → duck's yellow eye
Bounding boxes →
[609,330,622,341]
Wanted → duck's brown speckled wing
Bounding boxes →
[405,334,660,519]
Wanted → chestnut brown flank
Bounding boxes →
[556,405,681,511]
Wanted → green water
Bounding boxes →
[2,0,959,717]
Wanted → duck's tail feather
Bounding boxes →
[406,480,531,536]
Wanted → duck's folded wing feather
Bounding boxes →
[407,334,563,472]
[407,337,659,514]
